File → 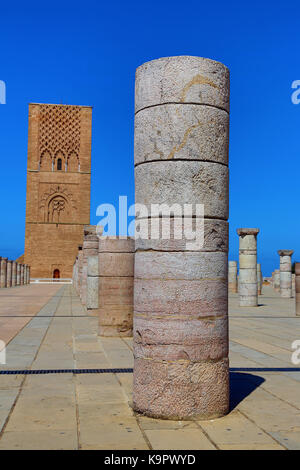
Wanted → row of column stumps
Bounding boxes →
[72,228,134,336]
[133,56,230,420]
[0,258,30,288]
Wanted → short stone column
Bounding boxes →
[237,228,259,307]
[12,261,17,287]
[292,273,296,297]
[295,263,300,316]
[274,269,280,292]
[257,263,262,295]
[228,261,238,293]
[80,226,99,306]
[20,264,24,285]
[6,260,12,288]
[133,56,230,419]
[98,237,134,337]
[16,263,21,286]
[23,264,27,284]
[278,250,294,298]
[86,255,99,310]
[25,265,30,284]
[0,257,7,288]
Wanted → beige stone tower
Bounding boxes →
[24,103,92,279]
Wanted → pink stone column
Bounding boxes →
[16,263,21,286]
[274,269,280,292]
[23,264,27,284]
[20,264,24,285]
[133,56,230,419]
[12,261,17,287]
[278,250,294,298]
[80,226,99,306]
[295,263,300,317]
[6,260,12,288]
[257,263,262,295]
[98,237,134,336]
[0,257,7,288]
[228,261,238,293]
[77,246,83,296]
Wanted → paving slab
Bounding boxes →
[0,284,299,449]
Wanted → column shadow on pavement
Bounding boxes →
[229,371,265,411]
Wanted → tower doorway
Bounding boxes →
[53,269,60,279]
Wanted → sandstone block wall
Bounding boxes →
[24,103,92,279]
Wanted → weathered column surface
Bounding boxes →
[16,263,21,286]
[6,260,12,288]
[20,264,24,285]
[86,255,99,311]
[77,246,83,296]
[16,263,20,286]
[278,250,294,298]
[0,258,7,288]
[228,261,238,293]
[80,226,99,306]
[23,264,27,284]
[237,228,259,307]
[12,261,17,287]
[98,237,134,337]
[28,266,31,284]
[133,56,230,420]
[257,263,262,295]
[292,273,296,296]
[274,269,280,292]
[295,263,300,316]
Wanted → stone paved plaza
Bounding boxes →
[0,283,299,450]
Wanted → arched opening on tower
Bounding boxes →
[57,158,62,171]
[53,269,60,279]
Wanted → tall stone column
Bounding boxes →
[80,226,99,306]
[86,255,99,311]
[12,261,17,287]
[28,266,31,284]
[16,263,21,286]
[228,261,238,293]
[20,264,24,285]
[237,228,259,307]
[257,263,262,295]
[98,237,134,336]
[23,264,27,284]
[133,56,230,419]
[295,263,300,316]
[0,258,7,288]
[6,260,12,288]
[278,250,294,298]
[274,269,280,292]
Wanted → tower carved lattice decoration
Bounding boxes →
[39,185,77,223]
[39,105,81,167]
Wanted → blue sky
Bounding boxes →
[0,0,299,275]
